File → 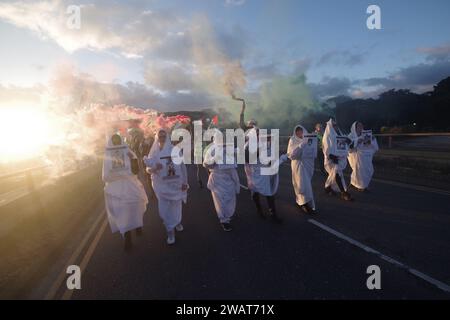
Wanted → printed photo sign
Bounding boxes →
[336,136,349,156]
[104,145,132,179]
[303,134,318,158]
[160,156,180,180]
[361,130,373,146]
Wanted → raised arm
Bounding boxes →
[233,95,247,130]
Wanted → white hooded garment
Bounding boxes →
[102,137,148,236]
[322,118,349,192]
[287,125,316,209]
[244,129,286,197]
[347,122,379,189]
[145,129,188,232]
[203,137,240,224]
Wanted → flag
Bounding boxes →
[211,115,219,125]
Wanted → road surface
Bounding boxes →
[45,165,450,299]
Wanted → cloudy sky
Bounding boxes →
[0,0,450,111]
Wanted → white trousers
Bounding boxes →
[211,192,236,224]
[158,198,182,232]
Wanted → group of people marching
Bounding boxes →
[102,111,378,250]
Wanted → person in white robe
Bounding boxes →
[287,125,317,214]
[322,118,353,201]
[347,121,379,191]
[145,129,188,245]
[102,134,148,251]
[244,128,285,222]
[203,131,240,232]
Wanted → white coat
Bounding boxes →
[347,122,379,189]
[323,118,349,192]
[287,125,316,209]
[145,129,188,231]
[244,130,283,197]
[103,138,148,235]
[203,138,240,224]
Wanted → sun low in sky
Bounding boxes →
[0,0,449,163]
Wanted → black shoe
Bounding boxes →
[324,186,336,196]
[269,210,283,224]
[136,227,143,236]
[351,184,365,192]
[221,223,232,232]
[256,209,266,219]
[300,203,316,215]
[300,205,309,214]
[341,191,354,201]
[124,232,133,252]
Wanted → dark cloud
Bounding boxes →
[417,44,450,62]
[361,60,450,92]
[309,76,353,99]
[317,50,366,67]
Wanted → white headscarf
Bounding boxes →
[348,121,360,142]
[323,118,340,156]
[147,128,172,162]
[287,124,308,157]
[291,125,308,144]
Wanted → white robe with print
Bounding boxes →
[347,122,379,189]
[323,119,348,192]
[145,130,188,232]
[103,142,148,236]
[203,140,240,223]
[244,137,285,197]
[287,125,316,208]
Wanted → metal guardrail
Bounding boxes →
[280,132,450,149]
[374,132,450,137]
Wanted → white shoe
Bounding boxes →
[175,224,184,232]
[167,230,175,245]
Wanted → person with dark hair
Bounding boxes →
[102,133,148,252]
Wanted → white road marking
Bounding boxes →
[62,217,108,300]
[308,219,450,293]
[45,210,106,300]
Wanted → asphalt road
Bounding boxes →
[53,164,450,299]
